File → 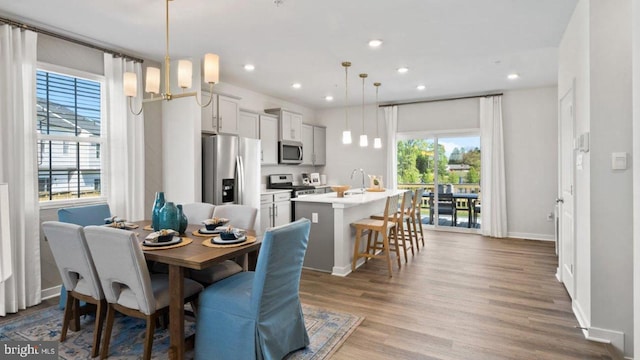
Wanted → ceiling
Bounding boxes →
[0,0,577,109]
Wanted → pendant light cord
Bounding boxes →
[361,76,365,133]
[375,84,379,137]
[344,65,349,128]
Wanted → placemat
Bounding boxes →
[143,225,153,231]
[202,236,257,248]
[141,237,193,251]
[192,229,215,238]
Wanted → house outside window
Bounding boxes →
[36,64,106,203]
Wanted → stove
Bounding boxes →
[267,174,316,195]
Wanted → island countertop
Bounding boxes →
[291,189,405,208]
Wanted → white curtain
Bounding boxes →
[384,106,398,189]
[0,25,41,316]
[479,96,507,237]
[104,55,145,221]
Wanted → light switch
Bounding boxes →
[611,152,628,170]
[312,213,318,223]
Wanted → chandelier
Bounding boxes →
[341,61,352,144]
[123,0,219,115]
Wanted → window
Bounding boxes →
[397,133,481,231]
[36,65,105,203]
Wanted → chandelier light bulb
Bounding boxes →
[342,130,352,144]
[360,135,368,147]
[373,137,382,149]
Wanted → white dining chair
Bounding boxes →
[42,221,106,358]
[84,225,203,360]
[182,202,215,224]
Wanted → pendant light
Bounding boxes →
[359,73,368,147]
[373,82,382,149]
[342,62,352,144]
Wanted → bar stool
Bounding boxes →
[370,190,414,262]
[350,194,400,277]
[410,188,425,249]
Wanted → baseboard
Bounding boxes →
[588,327,624,355]
[555,267,561,282]
[41,285,61,301]
[507,232,554,241]
[571,300,626,356]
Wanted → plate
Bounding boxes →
[143,236,182,247]
[199,227,223,234]
[212,235,246,245]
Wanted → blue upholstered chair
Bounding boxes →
[195,218,311,360]
[56,203,111,309]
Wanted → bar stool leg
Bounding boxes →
[382,231,393,277]
[352,228,363,272]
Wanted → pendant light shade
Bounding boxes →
[342,62,352,144]
[359,73,368,147]
[373,82,382,149]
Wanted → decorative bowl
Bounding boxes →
[331,185,351,198]
[202,217,229,231]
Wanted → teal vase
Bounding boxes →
[159,202,179,232]
[177,204,188,234]
[151,191,165,231]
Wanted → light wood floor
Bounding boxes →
[299,230,620,360]
[1,230,619,359]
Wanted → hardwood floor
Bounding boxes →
[1,230,618,359]
[299,230,619,360]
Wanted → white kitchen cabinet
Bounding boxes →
[265,108,302,141]
[312,125,326,166]
[239,110,259,139]
[300,124,326,166]
[301,124,314,165]
[259,114,278,165]
[259,192,291,234]
[201,92,240,135]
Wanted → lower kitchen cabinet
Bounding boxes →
[260,192,291,233]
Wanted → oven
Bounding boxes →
[267,174,316,221]
[278,140,303,164]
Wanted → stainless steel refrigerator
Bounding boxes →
[202,135,261,228]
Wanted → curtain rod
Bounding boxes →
[379,92,503,108]
[0,16,144,63]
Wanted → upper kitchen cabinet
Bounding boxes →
[301,124,326,166]
[201,91,240,135]
[264,108,302,141]
[239,110,259,139]
[259,114,278,165]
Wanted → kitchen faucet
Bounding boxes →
[350,168,366,193]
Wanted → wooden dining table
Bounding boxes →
[132,220,261,360]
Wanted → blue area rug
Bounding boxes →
[0,303,362,359]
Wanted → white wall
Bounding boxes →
[559,0,634,356]
[558,0,592,328]
[502,87,558,240]
[316,104,387,188]
[589,0,633,356]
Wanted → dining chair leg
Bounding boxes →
[143,314,156,360]
[91,299,106,358]
[352,228,363,272]
[100,305,116,360]
[60,292,74,342]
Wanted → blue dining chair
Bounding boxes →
[195,218,311,360]
[56,203,111,309]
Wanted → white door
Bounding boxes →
[558,86,576,299]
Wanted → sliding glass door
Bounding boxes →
[397,133,481,231]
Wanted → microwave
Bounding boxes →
[279,140,303,164]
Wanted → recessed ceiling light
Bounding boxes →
[507,73,520,80]
[243,64,255,71]
[397,67,409,74]
[325,95,334,101]
[416,84,426,91]
[291,83,301,89]
[368,39,383,48]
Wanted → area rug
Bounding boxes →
[0,303,362,359]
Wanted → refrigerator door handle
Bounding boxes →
[298,146,303,161]
[237,155,245,204]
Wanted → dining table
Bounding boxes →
[131,220,261,360]
[422,192,479,228]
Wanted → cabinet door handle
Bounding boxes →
[274,205,278,217]
[261,150,264,161]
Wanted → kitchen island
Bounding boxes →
[292,189,405,276]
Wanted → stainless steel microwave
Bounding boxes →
[279,140,303,164]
